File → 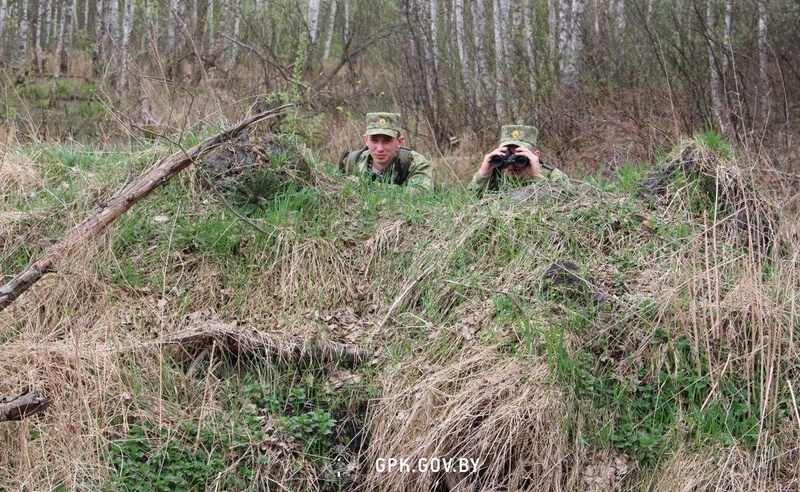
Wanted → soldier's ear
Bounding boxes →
[397,134,405,146]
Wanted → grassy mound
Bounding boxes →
[0,132,797,491]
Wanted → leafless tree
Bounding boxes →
[0,0,7,43]
[118,0,134,92]
[56,0,77,77]
[307,0,321,44]
[93,0,105,76]
[322,0,337,64]
[757,0,770,126]
[13,0,29,83]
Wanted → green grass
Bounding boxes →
[1,133,797,490]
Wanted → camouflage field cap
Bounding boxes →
[365,112,401,138]
[498,125,538,149]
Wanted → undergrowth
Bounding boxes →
[0,131,797,491]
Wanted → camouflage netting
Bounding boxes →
[641,140,779,255]
[196,133,313,215]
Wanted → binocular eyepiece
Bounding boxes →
[489,150,529,169]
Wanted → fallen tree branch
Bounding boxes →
[154,324,370,368]
[0,389,53,422]
[0,104,293,312]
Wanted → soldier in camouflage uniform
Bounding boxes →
[341,112,434,192]
[468,125,569,195]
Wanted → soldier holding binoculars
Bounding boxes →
[468,125,569,195]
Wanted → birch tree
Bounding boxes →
[454,0,470,86]
[322,0,337,64]
[429,0,439,75]
[55,0,77,76]
[206,0,215,55]
[93,0,105,76]
[548,0,558,71]
[0,0,7,44]
[228,0,240,68]
[307,0,321,44]
[559,0,585,85]
[166,0,177,53]
[13,0,29,83]
[45,0,55,48]
[35,0,44,74]
[757,0,770,125]
[107,0,119,44]
[614,0,625,30]
[707,0,727,134]
[722,0,733,133]
[472,0,492,111]
[492,0,509,121]
[117,0,134,92]
[522,0,537,97]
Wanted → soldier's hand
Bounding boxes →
[478,146,508,179]
[514,147,542,179]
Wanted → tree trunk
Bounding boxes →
[559,0,585,86]
[523,0,537,97]
[707,0,727,135]
[34,0,44,74]
[45,0,54,47]
[107,0,119,44]
[13,0,29,83]
[454,0,470,87]
[757,0,770,126]
[307,0,321,44]
[472,0,492,113]
[428,0,439,114]
[0,105,293,313]
[55,0,75,77]
[92,0,104,77]
[615,0,625,30]
[0,0,7,45]
[117,0,134,92]
[55,1,66,77]
[229,0,240,68]
[166,0,177,53]
[492,0,507,121]
[343,0,350,45]
[322,0,337,64]
[548,0,558,73]
[722,0,734,134]
[206,0,215,55]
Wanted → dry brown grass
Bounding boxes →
[0,131,797,490]
[0,146,42,196]
[641,444,798,492]
[359,347,567,492]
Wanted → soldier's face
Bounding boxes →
[364,134,404,167]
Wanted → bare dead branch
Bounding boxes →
[0,104,293,313]
[0,389,53,422]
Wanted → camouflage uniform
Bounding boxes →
[348,112,435,192]
[468,125,569,194]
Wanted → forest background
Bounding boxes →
[0,0,798,181]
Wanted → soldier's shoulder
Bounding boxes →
[404,148,431,164]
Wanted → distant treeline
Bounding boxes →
[0,0,798,149]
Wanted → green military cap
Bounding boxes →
[498,125,538,149]
[365,112,402,138]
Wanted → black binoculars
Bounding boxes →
[489,150,529,169]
